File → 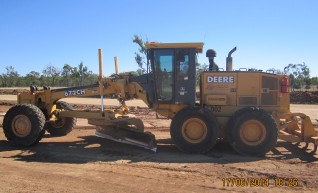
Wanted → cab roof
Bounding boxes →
[145,42,203,53]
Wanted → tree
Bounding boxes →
[0,75,3,86]
[304,77,311,90]
[311,77,318,89]
[0,74,7,87]
[2,66,20,87]
[71,66,79,85]
[196,63,208,86]
[62,64,72,86]
[70,62,89,86]
[133,35,148,75]
[85,71,98,85]
[78,62,88,86]
[25,71,41,86]
[284,63,310,90]
[42,65,60,86]
[266,68,283,74]
[0,62,99,87]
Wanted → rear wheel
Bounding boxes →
[170,107,219,153]
[3,104,46,146]
[227,107,278,156]
[45,101,76,136]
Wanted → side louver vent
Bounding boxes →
[239,97,257,105]
[261,76,278,105]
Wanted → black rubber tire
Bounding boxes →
[3,104,46,146]
[44,101,77,136]
[31,128,46,145]
[227,107,278,156]
[170,107,219,153]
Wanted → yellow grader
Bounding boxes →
[2,42,318,155]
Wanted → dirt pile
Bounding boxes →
[290,91,318,104]
[0,88,28,95]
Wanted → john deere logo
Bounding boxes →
[207,76,234,83]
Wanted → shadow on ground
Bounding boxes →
[1,133,317,165]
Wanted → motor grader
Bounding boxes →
[2,42,318,155]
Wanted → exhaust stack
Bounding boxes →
[114,56,119,75]
[226,47,237,71]
[98,49,104,113]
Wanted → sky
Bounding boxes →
[0,0,317,77]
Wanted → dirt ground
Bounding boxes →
[1,102,318,193]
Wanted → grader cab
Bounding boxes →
[2,42,318,155]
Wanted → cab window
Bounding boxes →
[153,49,174,101]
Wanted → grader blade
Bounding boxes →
[95,126,157,152]
[88,114,157,152]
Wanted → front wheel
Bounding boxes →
[3,104,46,146]
[44,101,76,136]
[227,107,278,156]
[170,107,219,153]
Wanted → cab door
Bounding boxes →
[153,49,174,103]
[152,48,196,106]
[174,48,196,106]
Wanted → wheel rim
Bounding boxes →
[11,115,32,137]
[50,103,66,128]
[50,118,66,128]
[181,118,207,143]
[239,119,266,146]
